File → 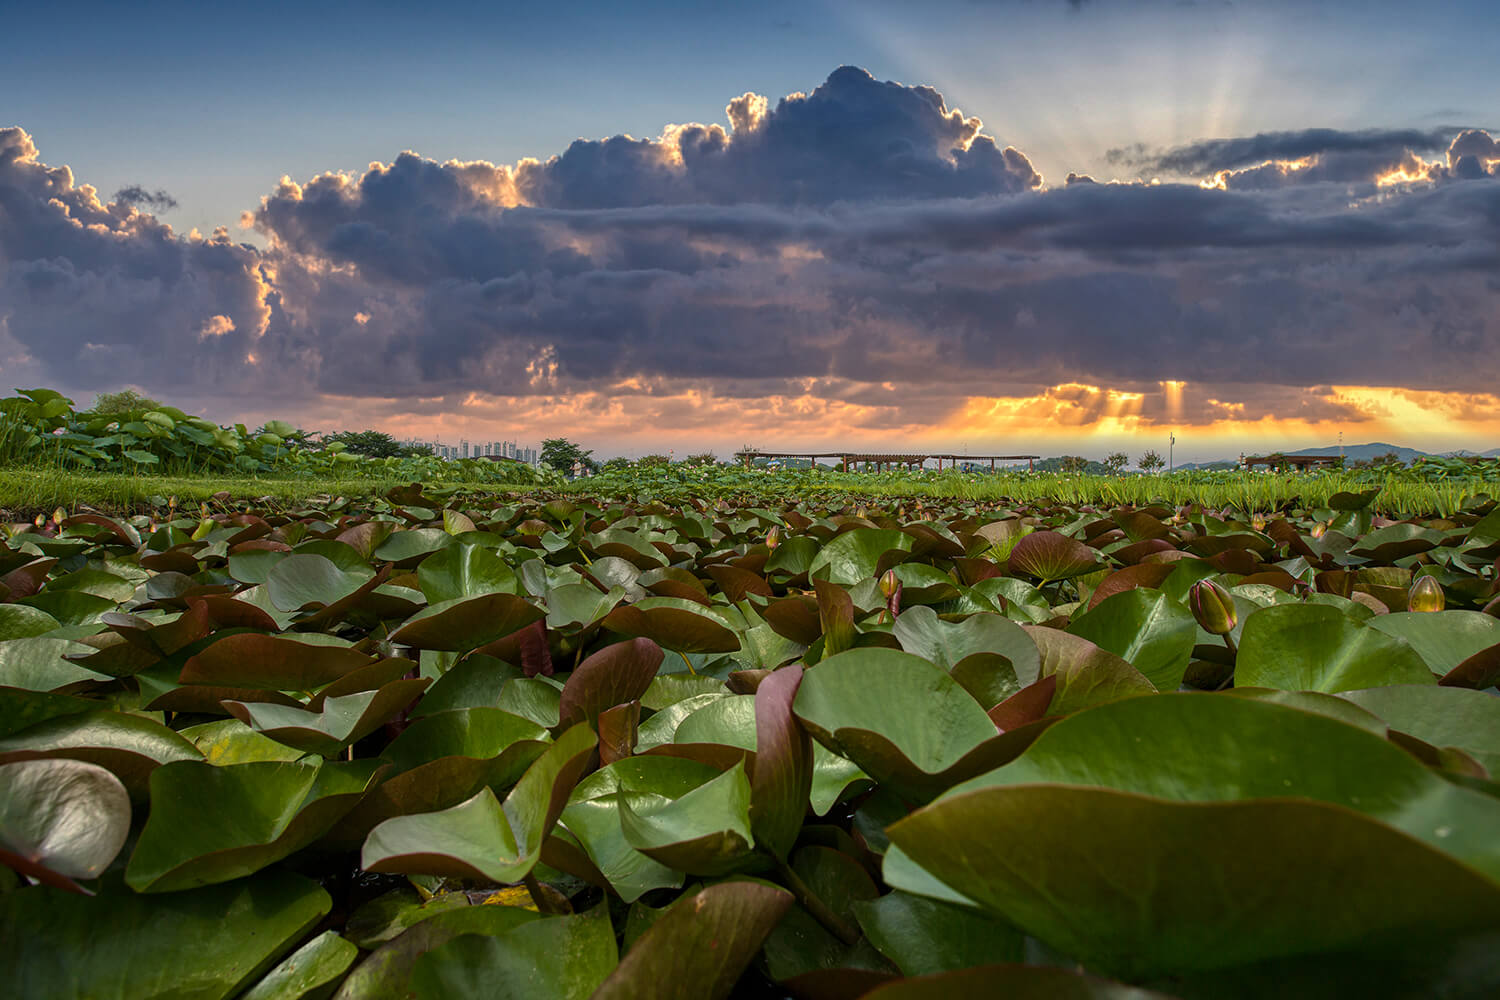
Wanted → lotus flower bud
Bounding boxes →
[51,507,65,525]
[765,526,780,551]
[1310,521,1328,539]
[1189,579,1237,635]
[1251,513,1266,532]
[879,568,900,599]
[1408,575,1445,613]
[33,513,46,528]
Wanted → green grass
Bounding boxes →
[5,464,1493,520]
[0,468,540,517]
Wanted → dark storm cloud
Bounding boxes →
[511,66,1042,208]
[0,127,277,392]
[1116,127,1454,175]
[4,68,1500,419]
[112,185,178,213]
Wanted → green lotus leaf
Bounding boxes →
[373,528,457,565]
[1348,522,1445,561]
[0,685,96,738]
[127,758,383,891]
[411,905,618,1000]
[178,718,309,764]
[1340,685,1500,773]
[47,568,137,603]
[892,606,1040,680]
[1065,588,1196,691]
[1365,610,1500,676]
[18,589,117,626]
[793,647,1051,801]
[417,543,519,603]
[0,709,202,797]
[331,707,549,849]
[852,892,1024,978]
[332,904,540,1000]
[409,654,522,717]
[362,722,594,882]
[1235,603,1435,692]
[942,693,1500,879]
[561,755,723,901]
[223,678,430,756]
[1022,626,1156,716]
[807,528,913,585]
[266,553,376,613]
[0,604,63,641]
[860,965,1177,999]
[0,758,130,883]
[238,930,357,1000]
[389,593,546,651]
[0,636,108,691]
[1,870,329,1000]
[591,881,793,1000]
[889,785,1500,980]
[618,760,757,876]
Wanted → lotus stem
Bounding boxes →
[679,650,697,676]
[1214,633,1239,690]
[774,857,861,946]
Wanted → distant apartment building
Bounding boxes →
[402,436,539,465]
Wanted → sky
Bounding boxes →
[3,0,1500,463]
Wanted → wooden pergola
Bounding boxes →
[734,450,1040,472]
[1242,453,1345,472]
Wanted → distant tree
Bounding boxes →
[89,388,162,414]
[685,452,718,466]
[322,429,430,458]
[600,456,632,472]
[1139,450,1165,473]
[1059,455,1088,474]
[541,438,596,474]
[637,454,671,467]
[1104,451,1129,474]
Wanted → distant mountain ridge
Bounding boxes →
[1174,441,1499,470]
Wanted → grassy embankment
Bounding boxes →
[3,462,1493,519]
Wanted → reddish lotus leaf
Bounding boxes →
[1086,564,1176,611]
[556,637,665,731]
[705,564,774,603]
[762,595,823,646]
[750,664,812,861]
[335,520,396,560]
[814,579,857,657]
[192,595,281,632]
[139,549,201,574]
[1208,548,1260,576]
[1112,538,1177,565]
[1007,531,1101,583]
[598,700,641,766]
[1,557,57,601]
[1438,642,1500,690]
[603,605,740,654]
[592,882,793,1000]
[951,557,1004,586]
[1114,511,1171,542]
[988,674,1058,732]
[180,634,376,690]
[60,513,141,547]
[389,594,546,652]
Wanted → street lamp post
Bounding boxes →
[1169,432,1175,474]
